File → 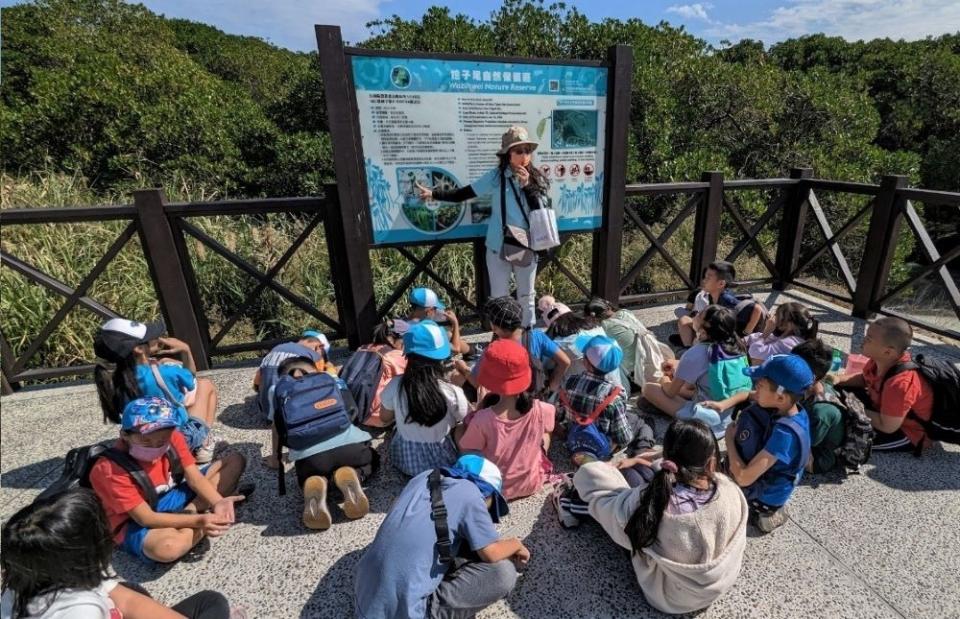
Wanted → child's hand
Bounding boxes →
[513,543,531,566]
[157,337,189,354]
[616,455,653,470]
[661,359,678,376]
[200,513,232,537]
[453,359,470,376]
[701,400,725,412]
[212,495,244,524]
[443,309,460,327]
[763,314,777,337]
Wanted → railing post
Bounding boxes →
[474,240,490,310]
[134,189,210,370]
[1,330,16,395]
[316,26,378,347]
[774,167,814,290]
[690,171,724,287]
[591,43,633,303]
[852,175,908,318]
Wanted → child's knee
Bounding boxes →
[145,533,193,563]
[487,560,518,597]
[222,451,247,475]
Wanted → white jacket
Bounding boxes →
[574,463,748,614]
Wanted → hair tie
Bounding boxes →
[661,459,678,474]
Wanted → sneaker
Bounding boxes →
[756,507,789,534]
[193,431,223,465]
[302,476,332,530]
[334,467,369,520]
[550,480,581,529]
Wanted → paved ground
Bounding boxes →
[2,289,959,619]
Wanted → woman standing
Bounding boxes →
[416,126,549,327]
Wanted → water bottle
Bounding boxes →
[831,348,843,372]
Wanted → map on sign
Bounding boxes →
[350,55,609,245]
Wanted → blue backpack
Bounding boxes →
[561,386,622,462]
[273,372,352,494]
[733,403,811,502]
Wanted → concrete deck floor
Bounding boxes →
[2,289,959,619]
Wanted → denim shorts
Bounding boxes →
[119,464,209,564]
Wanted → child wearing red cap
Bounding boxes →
[459,339,556,499]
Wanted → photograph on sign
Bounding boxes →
[351,55,609,245]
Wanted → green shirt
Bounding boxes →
[803,384,846,473]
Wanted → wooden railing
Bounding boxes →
[2,170,957,393]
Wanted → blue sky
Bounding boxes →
[2,0,958,51]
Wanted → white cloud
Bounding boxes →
[707,0,960,43]
[666,3,714,22]
[142,0,386,50]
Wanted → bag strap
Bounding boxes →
[428,469,453,566]
[149,361,179,405]
[500,169,531,235]
[561,385,623,426]
[102,448,159,509]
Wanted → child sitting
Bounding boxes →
[347,318,410,429]
[559,335,653,464]
[584,296,673,386]
[459,339,555,500]
[354,455,527,619]
[541,295,630,394]
[673,261,764,347]
[643,305,753,437]
[453,296,571,400]
[252,328,333,421]
[573,419,748,615]
[94,317,219,462]
[746,302,818,364]
[381,321,469,476]
[407,287,470,355]
[792,339,847,473]
[726,354,814,533]
[833,317,934,453]
[88,397,248,564]
[0,487,243,618]
[265,356,378,530]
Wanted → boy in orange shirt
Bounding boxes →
[834,317,934,452]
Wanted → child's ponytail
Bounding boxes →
[700,305,745,356]
[93,355,140,424]
[625,419,719,552]
[777,302,818,340]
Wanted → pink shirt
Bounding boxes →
[363,345,407,428]
[460,400,556,500]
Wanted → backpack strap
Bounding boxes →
[775,414,812,472]
[149,361,180,405]
[881,361,918,388]
[561,385,623,426]
[428,469,453,566]
[101,448,158,509]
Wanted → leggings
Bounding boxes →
[117,583,230,619]
[294,442,380,489]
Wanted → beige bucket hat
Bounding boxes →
[497,125,539,155]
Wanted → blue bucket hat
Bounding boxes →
[403,320,451,360]
[574,334,623,374]
[441,454,509,523]
[409,287,445,312]
[121,397,179,434]
[743,354,814,395]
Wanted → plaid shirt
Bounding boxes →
[560,371,632,446]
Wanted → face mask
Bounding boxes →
[129,442,168,462]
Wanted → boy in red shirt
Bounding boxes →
[834,317,934,452]
[89,397,248,563]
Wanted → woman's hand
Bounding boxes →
[414,181,433,201]
[513,165,530,187]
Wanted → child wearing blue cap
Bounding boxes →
[355,455,528,619]
[88,397,248,564]
[725,354,814,533]
[407,287,470,355]
[559,335,653,464]
[381,321,470,476]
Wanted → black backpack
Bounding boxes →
[884,354,960,447]
[36,442,183,509]
[338,348,385,425]
[809,389,874,472]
